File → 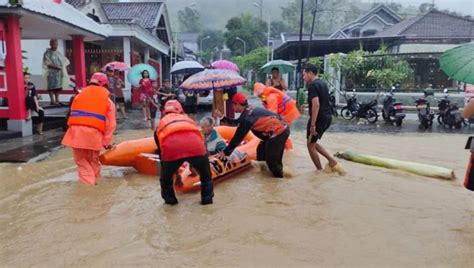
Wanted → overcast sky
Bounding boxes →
[362,0,474,16]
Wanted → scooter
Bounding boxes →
[329,90,338,117]
[437,89,465,129]
[382,87,405,126]
[414,97,434,129]
[340,89,359,120]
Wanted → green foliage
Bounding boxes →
[307,57,323,71]
[270,21,292,38]
[197,29,225,64]
[297,88,307,107]
[178,7,202,32]
[224,13,266,56]
[233,47,269,73]
[326,48,414,89]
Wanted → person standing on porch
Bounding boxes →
[42,39,70,106]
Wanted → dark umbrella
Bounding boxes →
[170,61,205,75]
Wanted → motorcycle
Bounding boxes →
[437,89,464,129]
[340,90,359,120]
[340,90,378,123]
[329,90,338,117]
[414,97,434,129]
[382,87,405,126]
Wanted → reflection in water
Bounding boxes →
[0,128,473,267]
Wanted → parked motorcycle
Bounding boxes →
[340,90,359,120]
[437,89,464,129]
[414,97,434,129]
[340,90,378,123]
[382,87,405,126]
[329,90,338,117]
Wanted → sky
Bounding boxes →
[361,0,474,16]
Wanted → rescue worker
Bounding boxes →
[61,72,116,186]
[253,82,300,126]
[154,100,214,205]
[214,93,290,178]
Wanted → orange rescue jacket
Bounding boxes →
[68,85,110,132]
[262,87,300,125]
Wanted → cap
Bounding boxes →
[232,92,247,105]
[105,66,114,72]
[90,72,109,87]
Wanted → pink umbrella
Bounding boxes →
[102,61,130,72]
[211,60,239,72]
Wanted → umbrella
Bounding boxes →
[180,69,246,92]
[261,59,295,74]
[440,42,474,84]
[170,60,205,75]
[102,61,130,72]
[211,60,240,72]
[127,63,158,87]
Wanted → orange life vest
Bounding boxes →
[155,113,205,161]
[156,113,202,144]
[262,87,300,125]
[68,85,110,132]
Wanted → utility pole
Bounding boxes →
[306,0,318,62]
[296,0,305,89]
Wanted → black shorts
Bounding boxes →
[183,105,197,114]
[150,106,158,119]
[307,115,332,143]
[115,97,125,104]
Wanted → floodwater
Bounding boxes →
[1,125,473,267]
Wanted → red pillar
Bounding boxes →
[5,15,25,120]
[72,35,86,88]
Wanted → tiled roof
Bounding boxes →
[377,10,474,38]
[65,0,86,8]
[101,2,162,30]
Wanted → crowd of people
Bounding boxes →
[59,62,352,206]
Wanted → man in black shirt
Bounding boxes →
[157,79,177,116]
[303,64,344,174]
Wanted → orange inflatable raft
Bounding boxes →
[100,126,260,192]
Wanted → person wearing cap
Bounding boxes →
[62,73,117,186]
[154,100,214,205]
[214,92,290,178]
[253,82,300,126]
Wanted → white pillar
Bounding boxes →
[158,53,163,86]
[123,37,131,102]
[144,47,150,63]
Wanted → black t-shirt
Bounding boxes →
[183,90,197,107]
[25,82,37,97]
[307,79,332,118]
[158,87,177,106]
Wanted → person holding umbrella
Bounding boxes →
[214,92,290,178]
[266,67,288,91]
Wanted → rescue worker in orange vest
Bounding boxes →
[62,72,116,186]
[154,100,214,205]
[253,82,300,126]
[214,93,290,178]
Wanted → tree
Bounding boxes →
[233,47,269,84]
[418,3,435,14]
[178,7,202,32]
[197,29,225,64]
[224,13,266,56]
[270,21,293,38]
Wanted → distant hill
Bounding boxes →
[166,0,294,31]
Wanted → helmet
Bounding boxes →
[253,82,266,97]
[164,100,184,114]
[90,72,109,87]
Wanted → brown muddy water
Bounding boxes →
[0,128,473,267]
